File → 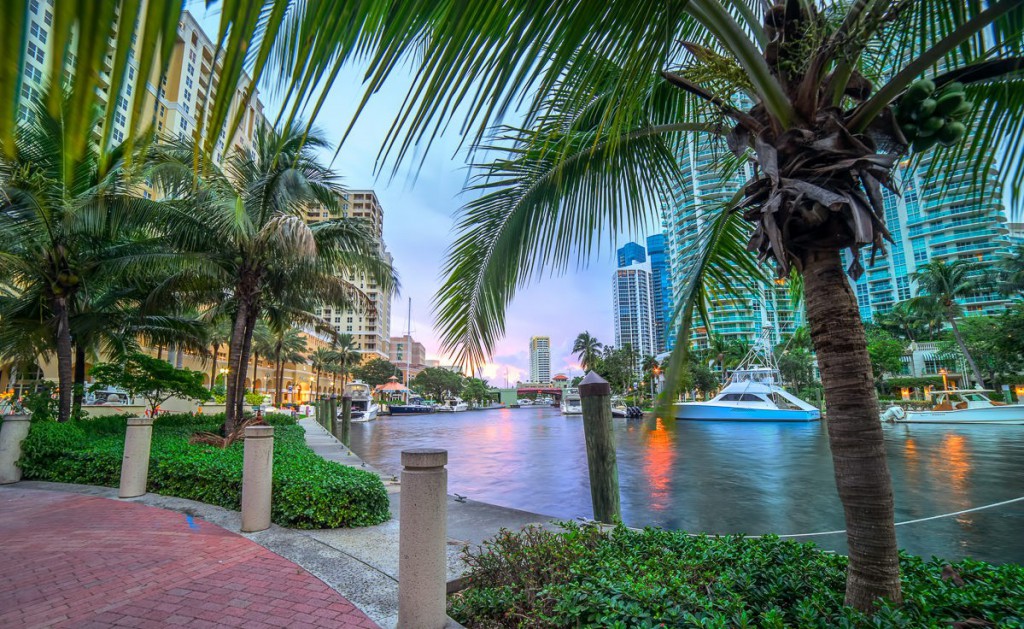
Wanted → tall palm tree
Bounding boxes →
[332,334,360,391]
[148,125,395,430]
[311,0,1024,610]
[269,327,307,407]
[874,301,934,343]
[571,331,603,371]
[205,316,234,391]
[911,259,987,387]
[997,243,1024,297]
[309,347,337,398]
[0,99,158,421]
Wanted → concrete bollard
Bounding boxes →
[119,417,154,498]
[241,425,275,533]
[579,371,621,524]
[340,395,352,446]
[0,415,32,485]
[398,448,448,629]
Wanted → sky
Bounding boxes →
[192,8,661,385]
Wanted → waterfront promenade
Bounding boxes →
[0,416,556,628]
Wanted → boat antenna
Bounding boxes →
[405,297,412,403]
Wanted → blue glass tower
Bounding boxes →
[617,242,646,268]
[646,234,674,353]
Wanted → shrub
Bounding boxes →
[18,412,389,529]
[449,524,1024,628]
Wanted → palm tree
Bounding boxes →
[997,243,1024,297]
[148,125,395,431]
[911,259,987,387]
[269,327,308,407]
[327,1,1024,610]
[572,332,603,371]
[332,334,360,391]
[0,99,158,421]
[205,317,234,391]
[874,301,934,343]
[309,348,338,398]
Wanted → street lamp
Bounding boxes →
[939,368,949,391]
[651,366,661,400]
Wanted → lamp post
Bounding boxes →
[939,368,949,391]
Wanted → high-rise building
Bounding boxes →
[646,234,674,353]
[613,261,656,362]
[529,336,551,383]
[617,242,646,267]
[662,134,800,349]
[389,336,427,383]
[17,7,265,173]
[309,190,393,360]
[845,159,1012,321]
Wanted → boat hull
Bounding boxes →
[899,406,1024,425]
[349,406,379,422]
[388,406,435,415]
[674,403,820,422]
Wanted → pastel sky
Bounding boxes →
[194,9,662,385]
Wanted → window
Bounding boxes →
[128,66,134,80]
[117,96,128,110]
[185,76,193,88]
[43,10,52,25]
[143,190,151,199]
[187,63,194,75]
[24,64,43,84]
[179,117,187,130]
[183,103,189,114]
[27,42,44,63]
[30,21,47,43]
[114,112,126,126]
[189,50,196,63]
[29,0,39,12]
[113,129,124,142]
[183,89,191,102]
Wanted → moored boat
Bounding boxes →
[343,380,379,422]
[388,396,436,415]
[884,390,1024,425]
[560,388,582,415]
[437,397,469,412]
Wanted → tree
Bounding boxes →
[0,97,158,422]
[776,348,816,392]
[572,332,603,371]
[461,377,491,406]
[269,327,307,407]
[874,302,936,343]
[331,334,360,391]
[997,243,1024,297]
[363,1,1024,610]
[412,367,465,401]
[148,126,395,432]
[89,352,208,417]
[911,260,987,387]
[936,311,1024,387]
[351,357,403,388]
[865,330,907,389]
[309,348,337,398]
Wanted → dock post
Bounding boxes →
[579,371,621,524]
[341,395,352,446]
[241,425,275,532]
[398,448,448,629]
[328,394,338,434]
[0,415,32,484]
[119,417,155,498]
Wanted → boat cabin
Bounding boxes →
[928,390,1005,411]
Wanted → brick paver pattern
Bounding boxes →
[0,488,378,628]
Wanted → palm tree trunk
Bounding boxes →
[948,317,985,388]
[274,347,283,407]
[803,249,900,611]
[224,301,250,433]
[210,343,219,389]
[73,343,86,417]
[276,359,286,407]
[51,296,74,423]
[235,306,258,421]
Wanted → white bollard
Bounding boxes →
[241,425,275,532]
[0,415,32,485]
[119,417,154,498]
[398,448,448,629]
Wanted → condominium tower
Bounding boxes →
[529,336,551,383]
[389,336,427,383]
[310,190,393,360]
[661,134,799,349]
[17,6,265,171]
[613,258,656,361]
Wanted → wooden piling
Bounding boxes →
[579,371,621,524]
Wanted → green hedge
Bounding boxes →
[449,524,1024,628]
[18,413,390,529]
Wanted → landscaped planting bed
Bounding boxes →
[449,523,1024,628]
[16,413,390,529]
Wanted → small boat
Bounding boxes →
[437,397,469,412]
[610,396,628,418]
[884,390,1024,425]
[674,327,820,422]
[343,380,379,422]
[517,398,532,406]
[388,396,437,415]
[561,388,583,415]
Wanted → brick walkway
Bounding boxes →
[0,488,378,628]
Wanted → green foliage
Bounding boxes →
[244,392,266,406]
[449,524,1024,628]
[351,357,403,387]
[935,307,1024,386]
[865,330,908,384]
[776,348,816,391]
[90,352,209,416]
[21,384,59,422]
[413,367,466,401]
[462,377,491,406]
[885,376,944,390]
[17,413,389,529]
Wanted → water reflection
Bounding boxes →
[348,407,1024,564]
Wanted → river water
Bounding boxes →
[348,406,1024,564]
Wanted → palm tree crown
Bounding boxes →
[572,332,603,371]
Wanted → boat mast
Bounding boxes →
[405,297,412,403]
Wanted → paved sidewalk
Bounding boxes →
[0,488,377,629]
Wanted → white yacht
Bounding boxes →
[560,388,583,415]
[437,397,469,412]
[517,398,533,406]
[674,328,820,422]
[610,396,628,418]
[343,380,379,422]
[884,390,1024,425]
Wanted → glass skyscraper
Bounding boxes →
[617,242,646,267]
[646,234,673,353]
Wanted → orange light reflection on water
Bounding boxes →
[643,417,675,511]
